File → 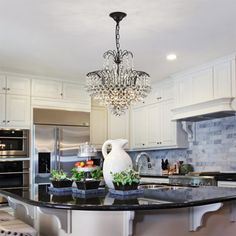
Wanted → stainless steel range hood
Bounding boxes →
[171,97,236,121]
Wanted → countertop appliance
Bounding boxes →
[0,129,29,157]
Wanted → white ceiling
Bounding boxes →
[0,0,236,82]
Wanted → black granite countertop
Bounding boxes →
[1,185,236,211]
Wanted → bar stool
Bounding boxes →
[0,219,37,236]
[0,211,15,222]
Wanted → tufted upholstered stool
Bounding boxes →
[0,211,37,236]
[0,211,15,222]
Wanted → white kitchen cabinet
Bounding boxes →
[131,105,147,148]
[147,103,162,147]
[107,111,129,147]
[214,60,233,98]
[32,79,62,99]
[192,68,213,104]
[6,95,30,127]
[0,75,6,94]
[0,75,30,96]
[0,94,5,126]
[31,79,91,111]
[176,68,213,108]
[90,103,107,149]
[0,76,31,128]
[62,82,90,103]
[161,99,176,146]
[131,98,187,150]
[6,76,31,96]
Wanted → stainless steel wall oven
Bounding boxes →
[0,129,29,157]
[0,160,30,205]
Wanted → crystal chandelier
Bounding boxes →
[86,12,151,116]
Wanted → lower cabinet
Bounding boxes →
[131,99,187,150]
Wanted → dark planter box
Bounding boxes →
[113,182,139,191]
[75,180,100,190]
[51,180,73,188]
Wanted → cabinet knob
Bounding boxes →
[7,120,10,123]
[2,87,6,90]
[7,88,10,91]
[2,120,6,123]
[142,144,145,146]
[60,93,63,96]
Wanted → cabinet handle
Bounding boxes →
[2,120,6,123]
[2,87,6,90]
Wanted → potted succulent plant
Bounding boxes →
[50,169,73,188]
[112,169,140,191]
[71,168,103,190]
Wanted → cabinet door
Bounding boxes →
[107,111,129,146]
[192,68,213,104]
[0,75,6,94]
[32,79,62,99]
[147,103,161,147]
[214,61,232,98]
[177,76,193,107]
[7,76,31,96]
[90,106,107,148]
[131,106,147,148]
[161,100,176,146]
[6,95,30,127]
[0,94,6,126]
[62,82,90,103]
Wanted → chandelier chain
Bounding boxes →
[115,23,120,56]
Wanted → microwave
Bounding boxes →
[0,129,29,157]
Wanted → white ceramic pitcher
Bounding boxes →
[102,139,133,189]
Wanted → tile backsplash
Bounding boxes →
[129,115,236,175]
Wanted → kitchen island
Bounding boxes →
[1,185,236,236]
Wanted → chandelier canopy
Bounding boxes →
[86,12,151,116]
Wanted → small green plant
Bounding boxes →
[90,168,103,180]
[71,168,86,181]
[112,169,140,186]
[50,169,69,181]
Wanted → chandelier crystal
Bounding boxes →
[86,12,151,116]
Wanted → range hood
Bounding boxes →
[171,97,236,121]
[33,108,90,126]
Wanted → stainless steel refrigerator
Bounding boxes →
[32,108,90,184]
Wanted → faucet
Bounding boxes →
[135,152,152,173]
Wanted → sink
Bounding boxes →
[138,184,194,190]
[138,184,165,190]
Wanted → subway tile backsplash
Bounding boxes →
[129,115,236,175]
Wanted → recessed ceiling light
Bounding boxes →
[166,54,177,61]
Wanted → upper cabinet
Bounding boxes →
[214,60,235,99]
[32,79,62,99]
[31,79,91,112]
[0,75,31,128]
[174,56,236,109]
[130,81,188,150]
[175,68,214,107]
